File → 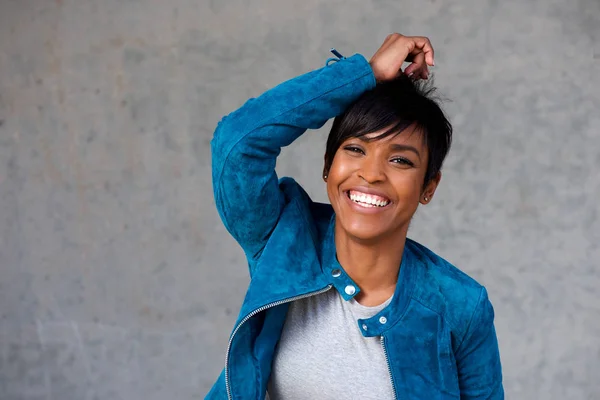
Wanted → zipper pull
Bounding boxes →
[330,48,345,59]
[326,48,346,66]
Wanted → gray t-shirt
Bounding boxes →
[267,288,395,399]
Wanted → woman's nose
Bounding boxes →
[358,156,386,184]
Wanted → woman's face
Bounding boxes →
[325,125,440,243]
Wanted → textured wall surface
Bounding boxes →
[0,0,599,399]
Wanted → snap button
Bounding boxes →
[331,269,341,278]
[362,324,368,331]
[379,316,387,324]
[344,285,356,296]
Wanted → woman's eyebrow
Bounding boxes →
[389,144,421,160]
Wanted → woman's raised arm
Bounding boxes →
[211,34,434,270]
[211,53,376,266]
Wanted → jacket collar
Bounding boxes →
[320,214,418,337]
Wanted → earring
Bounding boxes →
[424,196,429,202]
[323,175,328,180]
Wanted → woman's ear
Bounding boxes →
[420,171,442,204]
[322,155,329,182]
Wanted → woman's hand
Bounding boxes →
[369,33,435,82]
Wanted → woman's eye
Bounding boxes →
[344,146,364,154]
[391,157,414,167]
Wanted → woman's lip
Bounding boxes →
[342,190,392,214]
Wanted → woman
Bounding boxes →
[206,34,503,399]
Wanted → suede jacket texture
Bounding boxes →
[206,53,503,400]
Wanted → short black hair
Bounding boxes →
[324,74,452,187]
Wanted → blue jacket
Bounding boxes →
[207,53,503,399]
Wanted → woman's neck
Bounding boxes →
[334,219,408,306]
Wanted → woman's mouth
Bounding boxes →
[346,190,391,208]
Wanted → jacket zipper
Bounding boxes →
[224,285,333,400]
[381,336,398,400]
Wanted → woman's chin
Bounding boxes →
[339,220,387,242]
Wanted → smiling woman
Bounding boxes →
[207,34,503,400]
[324,77,452,277]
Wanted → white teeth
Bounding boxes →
[348,191,390,207]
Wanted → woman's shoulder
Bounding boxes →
[407,239,484,291]
[406,239,492,338]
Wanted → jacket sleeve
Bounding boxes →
[211,54,376,264]
[456,287,504,399]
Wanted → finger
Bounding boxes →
[403,62,417,77]
[414,70,425,81]
[410,36,435,66]
[404,51,425,76]
[416,64,428,80]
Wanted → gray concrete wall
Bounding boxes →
[0,0,598,398]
